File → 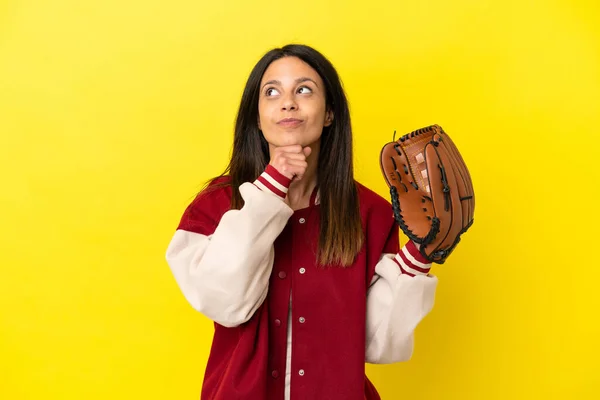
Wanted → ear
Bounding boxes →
[324,109,334,127]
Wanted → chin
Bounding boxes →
[278,133,306,146]
[264,130,320,148]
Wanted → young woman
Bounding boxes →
[165,44,438,400]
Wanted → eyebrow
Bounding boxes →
[261,77,319,90]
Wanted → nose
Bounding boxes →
[281,94,298,111]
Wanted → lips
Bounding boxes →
[277,118,303,128]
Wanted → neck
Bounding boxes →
[285,141,320,210]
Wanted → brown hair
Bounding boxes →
[204,44,363,267]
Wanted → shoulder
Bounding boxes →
[191,175,232,208]
[355,180,396,230]
[177,175,233,233]
[355,180,392,213]
[354,180,400,255]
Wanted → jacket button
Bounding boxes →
[274,319,281,327]
[278,271,287,279]
[299,218,306,224]
[299,268,306,274]
[271,370,279,378]
[298,369,305,376]
[299,317,305,323]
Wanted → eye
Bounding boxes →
[265,87,280,96]
[297,86,312,94]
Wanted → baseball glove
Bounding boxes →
[379,124,475,264]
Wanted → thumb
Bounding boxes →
[303,146,312,158]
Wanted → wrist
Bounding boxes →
[253,165,292,200]
[393,240,432,277]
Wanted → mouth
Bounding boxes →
[277,118,304,128]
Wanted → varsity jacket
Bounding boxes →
[165,165,438,399]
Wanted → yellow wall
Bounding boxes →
[1,0,598,398]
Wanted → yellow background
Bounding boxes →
[1,0,599,398]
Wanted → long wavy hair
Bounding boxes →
[205,44,363,267]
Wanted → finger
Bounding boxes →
[279,152,308,161]
[287,164,309,180]
[285,160,308,168]
[292,170,306,181]
[276,162,306,178]
[303,147,312,158]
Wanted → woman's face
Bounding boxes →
[258,56,333,148]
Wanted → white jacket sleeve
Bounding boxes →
[166,167,293,328]
[365,240,438,364]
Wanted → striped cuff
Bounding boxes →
[392,240,432,277]
[253,165,292,200]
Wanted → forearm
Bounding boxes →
[166,167,293,327]
[365,241,438,363]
